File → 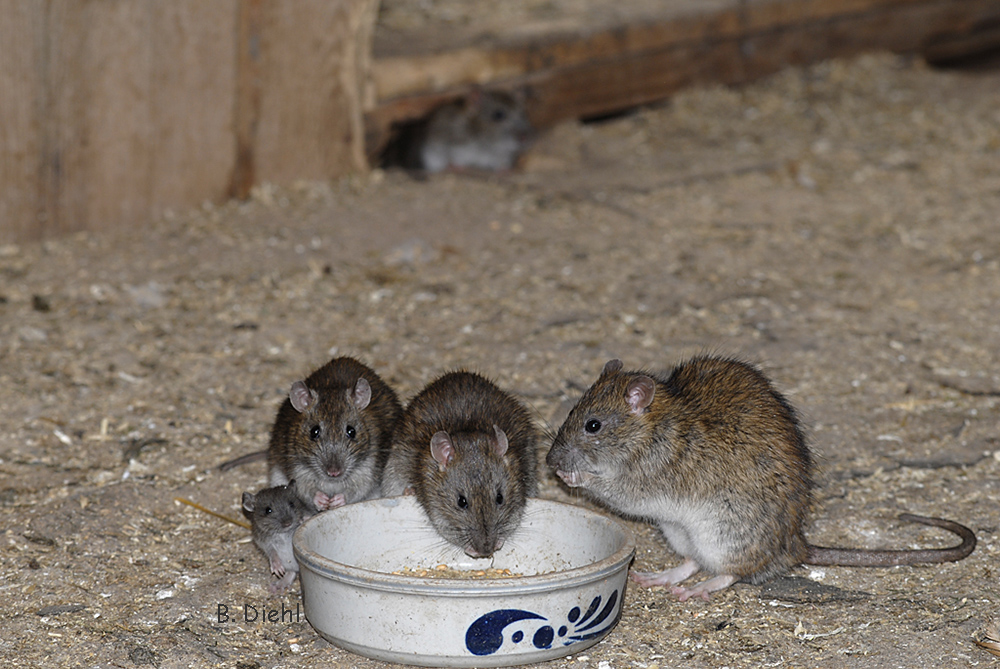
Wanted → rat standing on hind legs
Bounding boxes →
[265,357,402,511]
[546,356,976,602]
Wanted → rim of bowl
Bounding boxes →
[294,498,636,597]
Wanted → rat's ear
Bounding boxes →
[492,425,509,457]
[241,492,256,517]
[352,377,372,410]
[430,431,455,471]
[626,376,655,414]
[289,381,318,413]
[602,359,623,376]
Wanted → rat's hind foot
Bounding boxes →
[671,574,738,602]
[630,558,701,588]
[269,569,297,594]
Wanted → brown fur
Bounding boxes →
[267,357,402,507]
[547,356,974,590]
[382,371,540,557]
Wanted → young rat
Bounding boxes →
[415,88,533,173]
[267,356,402,511]
[547,356,976,602]
[381,371,541,558]
[241,480,315,593]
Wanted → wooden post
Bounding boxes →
[0,0,377,245]
[251,0,376,186]
[0,1,41,243]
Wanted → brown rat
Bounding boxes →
[414,88,533,173]
[546,356,976,601]
[381,371,541,558]
[241,480,315,593]
[267,356,402,511]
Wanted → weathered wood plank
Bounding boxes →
[149,1,238,213]
[253,0,378,184]
[230,0,263,200]
[0,1,232,241]
[371,1,743,102]
[367,0,1000,157]
[0,1,42,243]
[0,0,376,245]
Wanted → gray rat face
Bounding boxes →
[471,91,531,141]
[242,481,311,535]
[547,360,657,490]
[291,378,375,484]
[419,89,533,173]
[420,428,526,558]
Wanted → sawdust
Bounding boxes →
[392,565,521,579]
[1,52,998,668]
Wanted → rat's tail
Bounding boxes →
[218,449,268,471]
[805,513,976,567]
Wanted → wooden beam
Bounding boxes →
[366,0,1000,157]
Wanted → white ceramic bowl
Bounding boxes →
[294,496,635,667]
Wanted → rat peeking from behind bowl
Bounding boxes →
[381,371,541,558]
[267,356,402,511]
[547,356,976,602]
[242,480,315,593]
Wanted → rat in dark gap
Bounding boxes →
[381,88,534,174]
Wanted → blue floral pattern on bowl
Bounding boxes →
[466,589,621,656]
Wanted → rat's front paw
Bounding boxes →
[314,491,347,510]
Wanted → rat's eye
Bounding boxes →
[264,506,273,515]
[495,490,504,506]
[309,425,321,440]
[457,494,468,510]
[345,425,357,439]
[584,419,602,434]
[490,108,508,123]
